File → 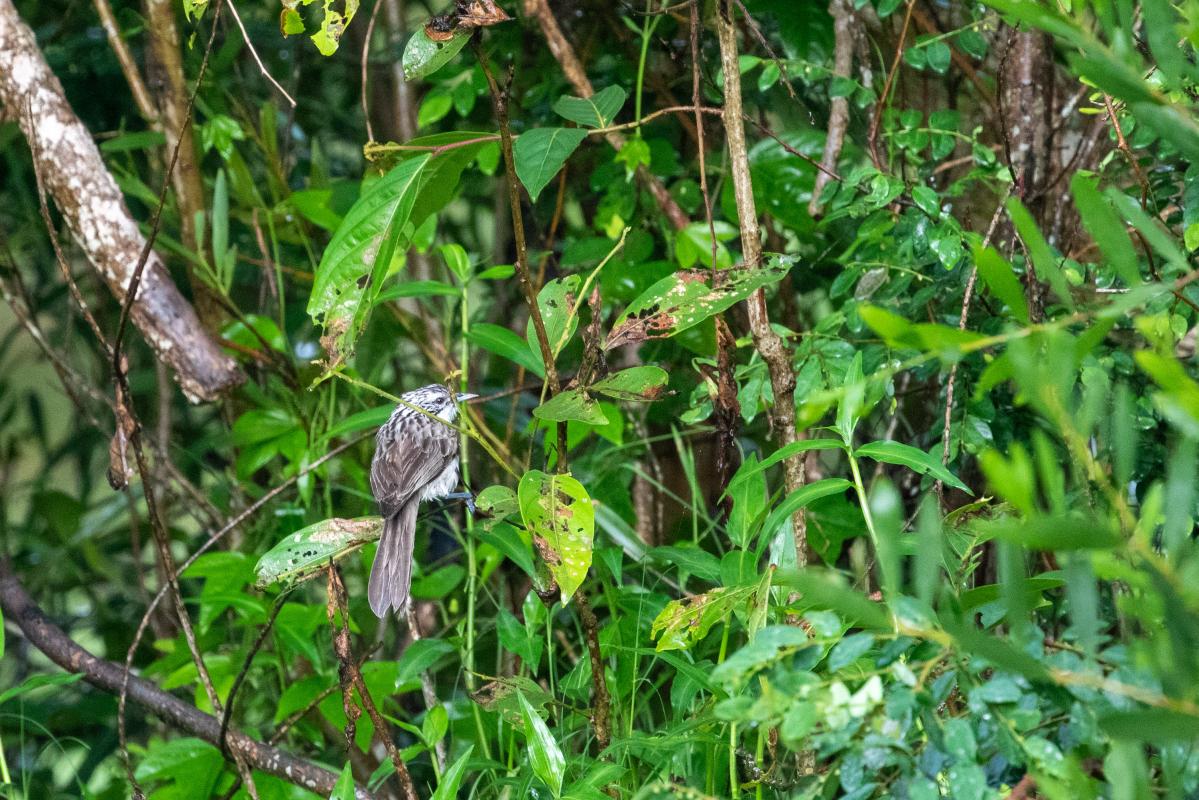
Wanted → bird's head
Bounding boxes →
[402,384,477,422]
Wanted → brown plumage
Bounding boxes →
[368,384,473,617]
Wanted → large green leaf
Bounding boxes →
[855,440,972,493]
[973,246,1030,324]
[552,85,628,128]
[530,275,581,364]
[518,692,565,798]
[308,154,430,363]
[513,128,588,201]
[607,255,795,348]
[466,323,544,377]
[255,517,383,587]
[761,478,854,538]
[518,470,595,602]
[1007,198,1074,310]
[651,583,760,652]
[1070,173,1140,286]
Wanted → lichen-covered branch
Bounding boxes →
[0,0,243,402]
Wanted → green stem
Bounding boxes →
[634,3,659,134]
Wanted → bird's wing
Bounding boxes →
[370,412,458,517]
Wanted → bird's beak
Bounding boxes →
[456,392,479,402]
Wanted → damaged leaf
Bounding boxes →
[532,389,609,425]
[518,470,595,603]
[470,675,552,725]
[403,27,472,81]
[254,517,383,588]
[607,254,795,349]
[311,0,359,56]
[651,583,760,652]
[592,365,669,401]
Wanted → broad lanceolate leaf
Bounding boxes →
[854,440,972,494]
[311,134,492,363]
[518,692,566,798]
[467,323,544,377]
[651,583,759,652]
[973,246,1030,325]
[1071,173,1140,286]
[591,366,669,401]
[533,389,609,425]
[255,517,383,588]
[518,470,595,602]
[430,745,475,800]
[552,85,628,128]
[607,255,795,349]
[308,154,430,363]
[513,128,588,201]
[330,763,355,800]
[403,27,472,81]
[762,478,854,539]
[1007,197,1074,310]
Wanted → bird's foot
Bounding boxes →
[444,491,477,514]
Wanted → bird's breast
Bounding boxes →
[420,457,460,501]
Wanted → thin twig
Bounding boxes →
[809,0,854,216]
[219,588,294,756]
[867,0,916,169]
[326,566,418,800]
[935,187,1013,505]
[92,0,158,124]
[405,605,448,771]
[227,0,297,107]
[573,589,611,751]
[361,0,385,142]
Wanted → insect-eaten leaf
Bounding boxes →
[552,85,628,128]
[469,675,553,725]
[607,255,795,349]
[254,517,383,588]
[532,390,609,425]
[592,366,669,401]
[651,584,760,652]
[310,134,491,365]
[476,484,519,522]
[518,470,595,603]
[310,0,360,56]
[514,128,588,201]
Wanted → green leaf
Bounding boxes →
[651,584,760,652]
[912,186,941,218]
[773,568,892,631]
[403,27,472,81]
[552,85,628,128]
[591,366,669,401]
[1100,709,1199,742]
[478,522,536,577]
[308,154,431,362]
[518,470,595,602]
[855,440,972,494]
[973,246,1030,324]
[531,275,582,363]
[730,439,845,488]
[254,517,383,587]
[310,0,359,56]
[608,255,795,348]
[518,692,565,798]
[466,323,544,377]
[476,485,519,521]
[514,128,588,201]
[0,672,84,706]
[532,390,609,425]
[470,675,554,724]
[1007,197,1074,310]
[329,763,355,800]
[762,478,854,539]
[1071,173,1140,286]
[711,625,812,688]
[430,745,475,800]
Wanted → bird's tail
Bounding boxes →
[368,500,417,618]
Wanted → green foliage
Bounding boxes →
[9,1,1199,799]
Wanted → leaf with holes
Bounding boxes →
[513,128,587,201]
[518,470,595,602]
[592,366,669,401]
[607,255,795,349]
[651,584,760,652]
[310,0,360,56]
[530,275,581,365]
[552,85,628,128]
[254,517,382,588]
[308,154,429,364]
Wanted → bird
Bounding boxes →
[368,384,477,617]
